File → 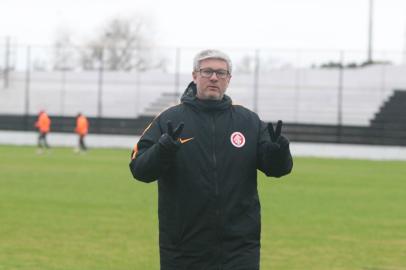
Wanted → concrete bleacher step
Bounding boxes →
[369,90,406,138]
[370,90,406,125]
[142,92,181,115]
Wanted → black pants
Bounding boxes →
[79,135,87,151]
[38,132,50,149]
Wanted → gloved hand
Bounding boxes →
[267,120,290,152]
[159,120,184,152]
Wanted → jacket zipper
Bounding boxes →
[211,113,218,196]
[212,113,223,267]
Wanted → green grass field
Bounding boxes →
[0,145,405,270]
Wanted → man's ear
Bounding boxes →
[192,71,197,83]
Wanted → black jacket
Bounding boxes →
[129,82,293,270]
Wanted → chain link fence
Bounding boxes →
[1,42,406,144]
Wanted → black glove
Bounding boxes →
[159,120,184,152]
[267,120,290,152]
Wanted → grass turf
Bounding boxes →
[0,145,405,270]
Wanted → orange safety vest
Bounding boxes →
[75,115,89,136]
[35,112,51,133]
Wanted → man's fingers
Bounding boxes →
[268,120,283,142]
[276,135,290,149]
[268,142,280,152]
[167,121,174,136]
[267,122,276,142]
[172,122,184,140]
[275,120,283,139]
[166,121,184,140]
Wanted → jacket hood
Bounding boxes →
[180,81,232,111]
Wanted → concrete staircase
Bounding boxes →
[142,92,181,116]
[368,89,406,144]
[370,90,406,129]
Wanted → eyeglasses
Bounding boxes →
[198,68,230,79]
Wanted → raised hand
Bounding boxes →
[268,120,282,143]
[167,121,184,141]
[267,120,289,149]
[159,120,185,152]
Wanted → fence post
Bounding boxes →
[60,69,66,116]
[253,49,260,113]
[337,50,344,142]
[379,52,387,101]
[293,50,302,123]
[24,46,31,130]
[96,46,104,132]
[97,47,104,118]
[174,47,181,104]
[135,70,140,116]
[3,36,10,89]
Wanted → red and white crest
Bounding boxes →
[230,132,245,148]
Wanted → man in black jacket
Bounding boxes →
[129,49,293,270]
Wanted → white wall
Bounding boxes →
[1,65,406,125]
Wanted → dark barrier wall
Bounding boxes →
[1,114,405,146]
[0,114,154,136]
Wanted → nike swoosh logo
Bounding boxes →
[179,137,194,144]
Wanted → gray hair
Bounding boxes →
[193,49,232,74]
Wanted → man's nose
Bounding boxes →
[209,72,219,80]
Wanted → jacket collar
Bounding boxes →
[180,81,232,111]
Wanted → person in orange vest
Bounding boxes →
[74,113,89,152]
[35,110,51,153]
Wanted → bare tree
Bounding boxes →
[235,54,257,74]
[80,15,163,71]
[53,29,76,71]
[235,53,295,73]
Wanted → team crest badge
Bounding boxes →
[230,132,245,148]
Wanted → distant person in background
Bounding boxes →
[74,113,89,153]
[35,110,51,153]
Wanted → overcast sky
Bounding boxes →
[1,0,406,53]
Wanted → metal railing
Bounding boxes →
[1,43,406,127]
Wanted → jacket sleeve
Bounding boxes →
[257,121,293,178]
[129,118,175,183]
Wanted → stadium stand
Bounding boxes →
[1,66,406,146]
